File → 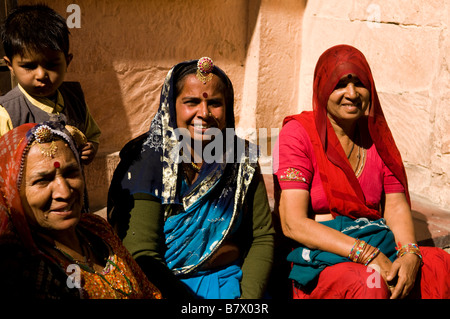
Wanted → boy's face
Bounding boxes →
[4,49,72,98]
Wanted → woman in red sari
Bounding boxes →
[273,44,450,299]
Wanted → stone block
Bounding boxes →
[84,151,120,211]
[377,91,433,166]
[298,18,441,95]
[349,0,447,27]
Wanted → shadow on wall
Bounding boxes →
[411,210,434,246]
[19,0,128,209]
[19,0,265,210]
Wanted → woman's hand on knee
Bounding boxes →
[387,253,421,299]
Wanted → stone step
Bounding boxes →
[411,196,450,249]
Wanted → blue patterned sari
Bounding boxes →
[164,167,246,298]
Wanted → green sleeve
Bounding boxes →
[121,193,193,299]
[239,171,275,299]
[121,193,165,262]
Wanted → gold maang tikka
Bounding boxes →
[196,57,214,84]
[32,125,58,158]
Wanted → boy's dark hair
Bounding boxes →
[1,4,70,60]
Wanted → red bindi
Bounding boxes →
[53,161,60,168]
[203,92,208,98]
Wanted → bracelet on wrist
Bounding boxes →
[348,239,366,262]
[363,247,380,266]
[348,239,380,265]
[396,242,423,264]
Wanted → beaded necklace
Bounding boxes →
[190,162,201,173]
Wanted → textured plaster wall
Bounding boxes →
[18,0,305,208]
[296,1,450,209]
[21,0,247,153]
[20,0,303,148]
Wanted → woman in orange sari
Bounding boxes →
[0,121,162,299]
[273,44,450,299]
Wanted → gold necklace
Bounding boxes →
[179,149,201,173]
[190,162,201,173]
[53,244,91,267]
[355,146,366,177]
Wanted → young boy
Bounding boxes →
[0,4,100,165]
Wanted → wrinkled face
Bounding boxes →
[327,73,371,123]
[175,74,227,146]
[5,48,71,98]
[19,139,84,233]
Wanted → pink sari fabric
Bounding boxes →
[274,119,405,214]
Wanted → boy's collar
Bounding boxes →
[18,84,64,113]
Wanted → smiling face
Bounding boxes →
[4,48,71,98]
[19,139,84,235]
[326,74,371,125]
[175,74,227,146]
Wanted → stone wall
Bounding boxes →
[18,0,449,210]
[297,0,450,209]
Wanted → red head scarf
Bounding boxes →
[284,44,409,219]
[0,122,81,255]
[0,123,39,253]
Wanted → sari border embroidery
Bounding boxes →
[279,167,307,183]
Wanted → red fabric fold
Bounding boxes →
[0,123,39,254]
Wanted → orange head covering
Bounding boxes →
[0,122,80,255]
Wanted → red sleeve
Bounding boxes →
[273,120,313,190]
[383,161,405,193]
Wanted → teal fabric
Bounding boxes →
[179,263,242,299]
[287,216,397,287]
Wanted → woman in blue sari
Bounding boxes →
[108,58,274,299]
